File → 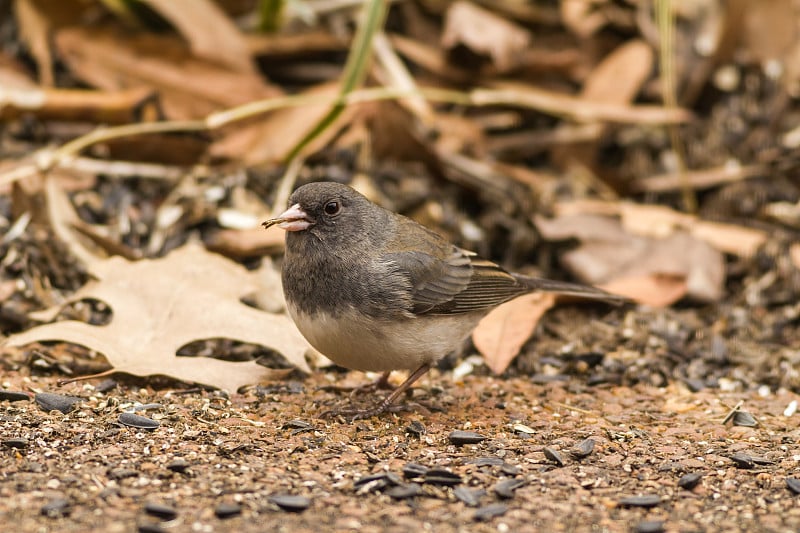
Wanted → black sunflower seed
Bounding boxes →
[144,502,177,520]
[119,413,160,430]
[678,472,702,490]
[35,392,82,414]
[729,453,757,469]
[543,447,565,466]
[454,486,485,507]
[405,421,426,437]
[635,520,666,533]
[493,478,525,499]
[473,503,507,521]
[570,438,595,458]
[466,457,505,467]
[166,459,189,473]
[386,483,422,499]
[0,390,31,402]
[402,463,429,479]
[424,468,462,486]
[619,495,661,508]
[215,503,242,518]
[449,430,486,445]
[268,495,311,512]
[786,477,800,494]
[732,411,757,427]
[3,438,28,449]
[41,498,70,518]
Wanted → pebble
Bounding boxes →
[0,390,31,402]
[41,498,70,517]
[144,502,178,520]
[473,503,507,521]
[215,502,243,518]
[619,495,661,508]
[119,412,160,429]
[449,430,486,445]
[678,472,702,490]
[269,494,311,512]
[95,379,118,393]
[35,392,82,414]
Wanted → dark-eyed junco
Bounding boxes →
[263,182,625,419]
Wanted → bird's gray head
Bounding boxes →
[264,182,388,250]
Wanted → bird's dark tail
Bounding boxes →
[513,274,630,305]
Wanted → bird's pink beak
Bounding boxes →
[261,203,312,232]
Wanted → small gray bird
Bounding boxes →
[264,182,624,419]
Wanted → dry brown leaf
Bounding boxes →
[140,0,254,73]
[442,1,532,72]
[599,274,688,308]
[3,245,310,391]
[561,0,608,38]
[55,26,281,120]
[472,293,556,374]
[211,81,355,164]
[535,213,725,303]
[740,0,796,63]
[14,0,89,86]
[551,39,653,170]
[554,200,769,258]
[791,243,800,269]
[205,226,286,259]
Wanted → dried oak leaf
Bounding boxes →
[472,293,556,374]
[3,245,310,391]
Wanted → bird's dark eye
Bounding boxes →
[323,200,341,216]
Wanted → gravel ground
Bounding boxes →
[3,364,800,533]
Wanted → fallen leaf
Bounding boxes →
[599,274,688,308]
[141,0,254,73]
[535,213,725,303]
[472,293,556,374]
[551,39,653,171]
[554,200,768,257]
[442,1,531,72]
[791,243,800,269]
[3,245,310,391]
[561,0,608,38]
[211,81,356,164]
[55,26,280,120]
[205,226,286,259]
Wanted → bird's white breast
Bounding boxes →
[287,303,481,372]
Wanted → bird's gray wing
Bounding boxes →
[382,246,530,315]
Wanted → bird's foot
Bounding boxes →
[318,364,434,421]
